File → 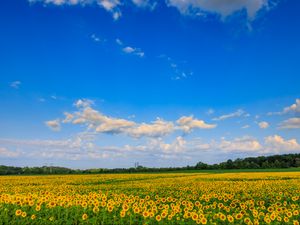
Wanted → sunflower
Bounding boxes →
[227,215,234,223]
[293,221,300,225]
[35,205,41,211]
[120,210,126,218]
[15,209,22,216]
[156,215,162,222]
[220,213,226,221]
[93,206,99,213]
[82,213,88,220]
[201,217,207,224]
[235,213,243,220]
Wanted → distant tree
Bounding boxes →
[195,162,208,169]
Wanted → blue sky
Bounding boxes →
[0,0,300,169]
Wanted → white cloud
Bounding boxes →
[132,0,148,7]
[10,81,21,89]
[74,99,94,108]
[264,135,300,153]
[2,133,300,162]
[29,0,275,24]
[117,39,145,58]
[241,125,250,129]
[72,106,136,134]
[217,136,262,153]
[283,99,300,114]
[123,46,135,53]
[128,118,175,138]
[0,147,20,158]
[279,117,300,129]
[258,121,269,129]
[62,112,74,123]
[41,99,300,160]
[45,119,61,131]
[213,135,300,155]
[99,0,120,11]
[122,46,145,57]
[176,116,216,133]
[213,109,246,121]
[29,0,121,19]
[148,136,186,153]
[268,99,300,116]
[95,117,136,133]
[58,99,216,138]
[166,0,271,20]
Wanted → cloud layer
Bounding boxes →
[28,0,275,21]
[3,97,300,166]
[2,134,299,162]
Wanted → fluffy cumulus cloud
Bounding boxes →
[45,119,61,131]
[176,116,216,132]
[166,0,271,20]
[217,136,262,153]
[147,136,186,153]
[279,118,300,129]
[258,121,269,129]
[57,99,216,138]
[212,109,247,121]
[76,106,136,134]
[264,135,300,153]
[127,118,174,138]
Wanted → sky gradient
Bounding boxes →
[0,0,300,169]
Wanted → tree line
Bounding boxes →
[1,153,300,175]
[195,154,300,170]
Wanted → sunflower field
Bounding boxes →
[0,172,300,224]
